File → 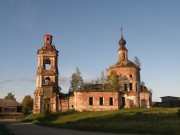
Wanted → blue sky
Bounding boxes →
[0,0,180,102]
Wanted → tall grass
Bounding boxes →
[19,108,180,135]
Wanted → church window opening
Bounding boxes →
[130,99,134,107]
[46,38,50,43]
[44,77,50,84]
[130,74,132,78]
[109,97,113,105]
[124,84,128,91]
[99,97,103,105]
[129,83,133,90]
[122,97,125,107]
[45,58,51,70]
[123,54,125,60]
[89,97,93,105]
[141,99,147,108]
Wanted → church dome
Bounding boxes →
[119,36,126,46]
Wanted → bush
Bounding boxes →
[176,109,180,117]
[44,110,51,117]
[135,112,142,115]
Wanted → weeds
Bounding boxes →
[176,109,180,117]
[20,108,180,135]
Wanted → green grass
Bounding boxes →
[19,108,180,135]
[0,124,13,135]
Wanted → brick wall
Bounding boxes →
[74,91,119,111]
[58,96,74,111]
[140,92,152,108]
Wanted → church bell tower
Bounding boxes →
[33,34,60,114]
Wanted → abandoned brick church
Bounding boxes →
[33,33,152,114]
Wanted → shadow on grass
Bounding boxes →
[34,110,180,135]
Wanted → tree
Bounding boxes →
[149,88,153,93]
[100,71,106,84]
[4,92,16,100]
[21,95,33,113]
[141,81,145,90]
[107,71,119,91]
[118,74,129,91]
[95,77,100,84]
[133,56,141,68]
[69,67,83,93]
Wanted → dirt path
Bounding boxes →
[0,118,149,135]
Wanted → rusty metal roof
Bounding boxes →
[0,99,21,107]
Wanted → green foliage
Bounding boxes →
[21,95,33,113]
[4,92,16,100]
[133,56,141,68]
[177,109,180,117]
[118,74,129,91]
[107,71,129,91]
[44,109,51,117]
[94,71,107,85]
[100,71,106,84]
[69,67,83,93]
[20,108,180,135]
[141,81,145,90]
[107,71,119,91]
[58,86,62,92]
[95,77,100,84]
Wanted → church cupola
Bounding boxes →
[44,34,52,44]
[42,34,56,50]
[118,28,128,61]
[119,36,126,46]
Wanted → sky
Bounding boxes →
[0,0,180,102]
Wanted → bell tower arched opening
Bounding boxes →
[44,58,51,70]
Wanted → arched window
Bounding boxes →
[44,58,51,70]
[44,76,50,84]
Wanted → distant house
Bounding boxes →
[154,96,180,107]
[0,99,22,112]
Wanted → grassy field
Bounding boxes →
[20,108,180,135]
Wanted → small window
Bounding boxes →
[130,74,132,78]
[46,38,50,43]
[109,97,113,105]
[99,97,103,105]
[89,97,93,105]
[123,54,125,60]
[124,84,128,91]
[129,83,133,91]
[136,84,138,91]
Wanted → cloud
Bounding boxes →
[59,74,96,87]
[83,78,96,83]
[59,76,71,86]
[0,79,15,85]
[19,77,36,83]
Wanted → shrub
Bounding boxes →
[44,110,51,117]
[176,109,180,117]
[135,112,142,115]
